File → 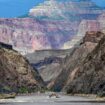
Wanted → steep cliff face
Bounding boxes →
[0,0,104,54]
[62,20,100,49]
[98,12,105,33]
[29,0,105,20]
[26,49,71,64]
[37,57,62,84]
[63,12,105,49]
[66,33,105,95]
[0,45,45,93]
[29,0,105,50]
[49,31,104,92]
[0,18,74,54]
[26,49,71,84]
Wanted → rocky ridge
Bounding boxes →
[0,0,104,54]
[48,31,104,92]
[0,44,45,93]
[66,32,105,96]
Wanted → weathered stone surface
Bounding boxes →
[36,57,62,84]
[29,0,105,20]
[66,33,105,95]
[0,45,45,93]
[49,31,104,92]
[26,49,72,85]
[29,0,105,50]
[26,49,71,64]
[62,20,101,49]
[0,0,105,55]
[0,18,75,55]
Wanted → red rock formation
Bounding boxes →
[0,18,75,54]
[83,31,104,43]
[0,0,105,54]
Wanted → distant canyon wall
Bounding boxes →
[0,0,105,54]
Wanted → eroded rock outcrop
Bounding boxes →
[49,31,104,92]
[26,49,71,85]
[0,0,104,55]
[62,20,100,49]
[0,18,76,55]
[67,33,105,95]
[0,45,45,93]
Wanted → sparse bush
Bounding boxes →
[97,91,105,97]
[1,86,12,93]
[18,87,28,93]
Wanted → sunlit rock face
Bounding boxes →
[0,0,105,54]
[0,18,50,55]
[29,0,105,20]
[98,13,105,33]
[62,20,101,49]
[29,0,105,49]
[0,18,75,55]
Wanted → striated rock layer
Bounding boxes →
[0,18,75,55]
[66,33,105,95]
[26,49,72,84]
[29,0,105,50]
[48,31,104,92]
[0,0,105,54]
[62,20,101,49]
[0,44,45,93]
[29,0,105,21]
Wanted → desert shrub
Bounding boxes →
[97,91,105,97]
[18,87,28,93]
[1,86,12,93]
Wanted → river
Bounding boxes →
[0,93,105,105]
